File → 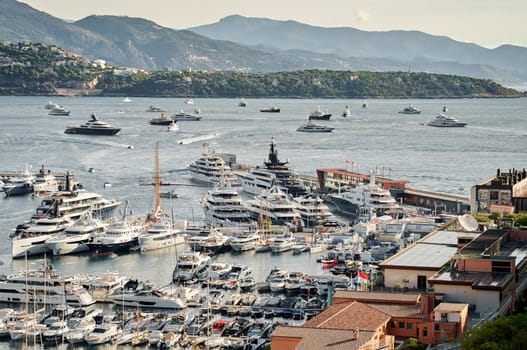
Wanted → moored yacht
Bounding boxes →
[32,165,60,195]
[270,234,295,253]
[188,143,241,187]
[229,230,261,252]
[88,216,145,255]
[292,194,335,228]
[172,251,210,283]
[245,185,302,227]
[2,162,35,197]
[110,284,187,309]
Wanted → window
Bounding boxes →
[423,327,428,337]
[399,322,405,328]
[407,323,413,330]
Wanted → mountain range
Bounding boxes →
[2,0,527,86]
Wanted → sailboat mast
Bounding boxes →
[154,142,161,213]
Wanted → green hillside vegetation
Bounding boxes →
[0,42,524,98]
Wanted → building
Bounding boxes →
[471,168,527,214]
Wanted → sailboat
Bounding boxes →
[138,142,184,251]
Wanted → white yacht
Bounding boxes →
[84,321,121,345]
[296,119,335,133]
[245,185,302,227]
[308,105,331,120]
[146,105,167,113]
[45,214,108,256]
[32,165,60,195]
[229,230,261,252]
[342,105,351,117]
[186,227,224,252]
[328,171,398,217]
[188,143,241,187]
[89,218,145,255]
[172,251,210,283]
[2,162,35,197]
[292,194,335,227]
[11,216,74,258]
[171,110,202,121]
[48,106,70,116]
[399,105,421,114]
[238,137,308,197]
[201,176,253,227]
[44,101,59,109]
[427,110,467,127]
[0,268,95,307]
[270,234,295,253]
[110,286,187,309]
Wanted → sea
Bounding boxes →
[0,96,526,348]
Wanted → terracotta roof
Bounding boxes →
[273,326,375,350]
[434,302,469,313]
[334,290,421,304]
[303,301,391,331]
[369,303,426,318]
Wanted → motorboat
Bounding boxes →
[89,214,145,255]
[238,137,308,197]
[149,113,173,125]
[172,251,210,283]
[64,113,121,135]
[292,194,335,228]
[32,165,60,195]
[44,101,59,109]
[399,104,421,114]
[48,106,70,116]
[296,119,335,132]
[188,143,241,187]
[229,230,261,252]
[201,175,253,227]
[45,213,108,256]
[110,285,187,309]
[238,98,247,107]
[146,105,167,112]
[171,110,202,121]
[2,162,35,197]
[271,234,295,253]
[245,185,302,227]
[0,267,95,307]
[327,171,399,217]
[427,110,467,127]
[166,120,179,132]
[84,321,121,345]
[184,98,194,105]
[342,105,351,117]
[260,106,280,113]
[308,105,331,120]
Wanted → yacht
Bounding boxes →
[84,320,121,345]
[328,171,399,217]
[186,227,225,252]
[45,214,108,256]
[308,105,331,120]
[110,285,187,309]
[201,176,253,227]
[399,105,421,114]
[146,105,167,113]
[270,234,295,253]
[260,106,280,113]
[239,137,308,198]
[32,165,60,195]
[238,98,247,107]
[171,110,202,121]
[149,113,173,125]
[0,268,95,307]
[44,101,59,109]
[245,185,302,227]
[64,113,121,135]
[48,106,70,116]
[342,105,351,117]
[89,216,145,255]
[296,119,334,133]
[2,162,35,197]
[427,110,467,127]
[229,230,261,252]
[184,98,194,105]
[172,251,211,283]
[188,143,241,187]
[292,194,335,227]
[11,216,74,258]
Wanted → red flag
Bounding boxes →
[358,271,368,282]
[346,160,351,164]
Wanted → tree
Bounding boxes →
[462,311,527,350]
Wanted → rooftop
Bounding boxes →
[380,243,458,269]
[273,326,375,350]
[334,290,421,304]
[434,302,469,313]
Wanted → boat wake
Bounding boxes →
[177,132,220,145]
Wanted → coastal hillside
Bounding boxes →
[0,0,526,86]
[0,42,523,98]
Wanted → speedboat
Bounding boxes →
[308,105,331,120]
[188,143,241,186]
[296,119,334,132]
[48,106,70,116]
[184,98,194,105]
[172,251,210,283]
[342,105,351,117]
[171,110,202,121]
[146,105,167,112]
[260,106,280,113]
[238,98,247,107]
[399,105,421,114]
[65,113,121,135]
[427,110,467,127]
[149,113,173,125]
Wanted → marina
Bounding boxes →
[0,96,525,348]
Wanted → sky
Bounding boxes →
[21,0,527,49]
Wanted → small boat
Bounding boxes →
[184,98,194,105]
[399,105,421,114]
[171,110,202,121]
[48,106,70,116]
[308,105,331,120]
[44,101,59,109]
[260,106,280,113]
[238,98,247,107]
[342,105,351,117]
[123,97,131,102]
[166,121,179,132]
[362,102,368,108]
[297,119,334,133]
[149,113,173,125]
[146,105,166,112]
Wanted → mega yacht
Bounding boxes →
[245,185,302,227]
[327,171,398,217]
[172,251,211,283]
[32,165,60,195]
[88,216,145,255]
[427,110,467,127]
[229,230,261,252]
[188,143,241,187]
[238,137,308,198]
[45,214,108,256]
[308,105,331,120]
[64,113,121,135]
[0,268,95,307]
[201,176,253,227]
[292,194,336,228]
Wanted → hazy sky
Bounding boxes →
[22,0,526,49]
